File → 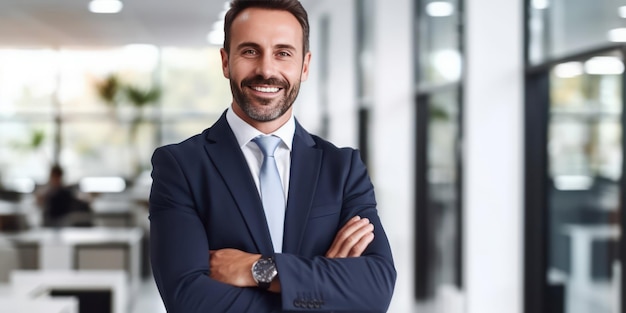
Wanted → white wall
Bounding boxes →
[370,0,416,311]
[463,1,524,313]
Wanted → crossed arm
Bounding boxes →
[209,215,376,292]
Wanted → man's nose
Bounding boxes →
[255,53,277,79]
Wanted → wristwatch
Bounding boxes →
[251,256,277,290]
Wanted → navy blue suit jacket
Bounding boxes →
[149,112,396,312]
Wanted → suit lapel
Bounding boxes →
[282,122,322,254]
[203,113,274,255]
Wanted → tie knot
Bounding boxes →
[253,135,282,157]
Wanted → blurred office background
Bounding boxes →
[0,0,623,312]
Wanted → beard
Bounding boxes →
[230,75,301,122]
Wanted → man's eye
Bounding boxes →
[278,52,291,57]
[243,50,256,55]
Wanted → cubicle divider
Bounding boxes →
[3,227,143,312]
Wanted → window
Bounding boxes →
[0,46,230,189]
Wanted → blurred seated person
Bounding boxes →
[37,165,92,227]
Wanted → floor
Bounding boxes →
[131,277,166,313]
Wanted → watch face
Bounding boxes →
[253,257,277,283]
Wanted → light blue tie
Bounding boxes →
[253,135,285,252]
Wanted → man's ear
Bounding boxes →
[220,48,230,79]
[300,51,312,82]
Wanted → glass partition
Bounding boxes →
[0,46,229,188]
[159,48,230,116]
[356,0,375,165]
[414,0,464,308]
[546,51,623,313]
[0,121,56,187]
[528,0,626,64]
[416,0,462,86]
[426,89,461,289]
[0,49,57,115]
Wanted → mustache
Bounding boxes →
[241,76,288,89]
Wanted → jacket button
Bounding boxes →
[293,300,302,308]
[312,299,321,309]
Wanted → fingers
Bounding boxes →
[336,220,374,257]
[326,216,374,258]
[326,216,362,257]
[346,227,375,257]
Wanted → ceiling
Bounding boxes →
[0,0,234,48]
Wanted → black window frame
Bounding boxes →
[413,0,465,301]
[523,15,626,311]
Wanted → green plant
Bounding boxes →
[123,84,162,149]
[430,105,450,121]
[10,129,45,151]
[95,74,121,107]
[124,85,162,108]
[9,129,50,168]
[29,129,45,149]
[94,74,163,177]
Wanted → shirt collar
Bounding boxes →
[226,105,295,151]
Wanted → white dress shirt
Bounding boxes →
[226,107,293,204]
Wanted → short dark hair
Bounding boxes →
[223,0,310,54]
[50,164,64,177]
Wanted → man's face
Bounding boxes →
[221,8,311,125]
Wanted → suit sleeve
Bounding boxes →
[149,146,281,313]
[275,150,397,312]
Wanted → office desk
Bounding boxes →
[561,224,620,286]
[6,227,143,295]
[561,224,620,313]
[10,270,126,313]
[0,296,78,313]
[90,192,148,228]
[0,201,31,232]
[91,201,137,228]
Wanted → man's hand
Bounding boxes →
[209,249,260,287]
[209,216,373,292]
[326,216,375,258]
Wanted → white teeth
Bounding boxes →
[252,86,280,93]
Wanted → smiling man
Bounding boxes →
[223,5,308,133]
[149,0,396,312]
